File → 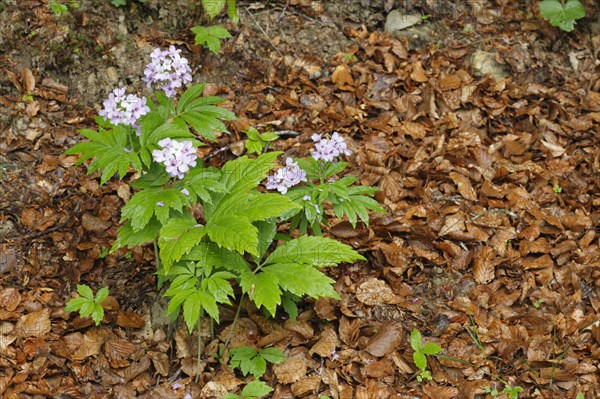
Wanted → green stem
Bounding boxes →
[195,308,204,384]
[223,294,245,349]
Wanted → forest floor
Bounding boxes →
[1,0,600,398]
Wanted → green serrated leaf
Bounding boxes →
[221,152,281,193]
[410,329,422,351]
[241,380,274,398]
[413,350,427,371]
[80,300,95,317]
[201,0,226,19]
[183,290,202,333]
[111,218,161,252]
[264,236,364,267]
[95,287,109,304]
[177,84,207,113]
[421,342,442,355]
[91,304,104,325]
[183,242,250,274]
[281,291,299,321]
[165,288,196,318]
[120,187,188,231]
[255,219,276,260]
[240,271,281,317]
[259,347,286,364]
[64,297,89,312]
[262,263,339,300]
[158,214,206,271]
[77,284,94,300]
[539,0,585,32]
[205,214,258,255]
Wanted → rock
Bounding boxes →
[470,51,511,79]
[106,67,119,84]
[385,10,422,32]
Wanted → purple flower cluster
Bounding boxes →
[311,132,352,162]
[152,138,198,179]
[99,87,150,133]
[143,46,192,97]
[266,158,307,194]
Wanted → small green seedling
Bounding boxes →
[201,0,239,23]
[110,0,147,7]
[502,385,523,399]
[539,0,586,32]
[410,328,442,382]
[228,346,286,378]
[64,284,109,326]
[532,298,546,308]
[485,386,500,397]
[576,393,584,399]
[191,25,232,54]
[553,183,563,194]
[244,127,278,155]
[49,0,68,15]
[222,380,273,399]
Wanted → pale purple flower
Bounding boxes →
[303,194,311,201]
[156,201,164,207]
[265,158,306,194]
[181,188,190,196]
[99,87,150,132]
[143,46,192,98]
[152,139,198,179]
[311,131,352,162]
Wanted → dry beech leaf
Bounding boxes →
[273,352,309,384]
[309,327,339,357]
[410,61,429,82]
[0,288,21,312]
[339,316,362,347]
[148,351,170,377]
[356,278,395,306]
[365,320,404,357]
[438,214,466,237]
[423,385,459,399]
[14,309,51,338]
[200,381,229,399]
[22,68,36,92]
[105,338,136,368]
[116,311,145,328]
[473,246,496,284]
[449,172,477,201]
[291,375,321,397]
[332,64,355,90]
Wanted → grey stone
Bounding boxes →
[384,10,422,32]
[470,50,511,79]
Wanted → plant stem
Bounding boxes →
[223,294,245,349]
[195,308,204,384]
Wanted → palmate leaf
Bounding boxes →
[111,218,161,252]
[158,214,207,271]
[182,167,227,204]
[205,214,258,256]
[183,289,220,332]
[262,263,340,300]
[183,242,250,274]
[332,193,385,227]
[120,187,188,231]
[539,0,585,32]
[64,126,142,184]
[241,380,273,398]
[264,236,365,267]
[239,271,281,317]
[220,152,281,194]
[202,271,236,304]
[201,0,226,19]
[191,25,232,54]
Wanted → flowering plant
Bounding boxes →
[64,47,367,348]
[265,132,385,235]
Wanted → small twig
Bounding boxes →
[204,146,229,161]
[276,1,290,23]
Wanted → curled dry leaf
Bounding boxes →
[14,309,51,338]
[422,385,459,399]
[0,288,21,311]
[332,63,355,90]
[291,375,321,397]
[356,278,396,306]
[273,352,309,384]
[365,320,404,357]
[472,246,496,284]
[309,327,339,357]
